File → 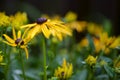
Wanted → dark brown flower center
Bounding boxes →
[15,38,24,45]
[36,18,47,24]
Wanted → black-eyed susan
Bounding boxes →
[2,27,31,59]
[54,58,73,80]
[10,12,28,30]
[85,55,97,66]
[93,32,120,54]
[21,17,72,41]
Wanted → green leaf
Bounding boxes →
[87,34,95,53]
[104,64,114,78]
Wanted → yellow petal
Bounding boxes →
[53,24,72,36]
[29,25,40,38]
[23,47,29,59]
[20,23,37,28]
[2,40,16,47]
[17,30,21,39]
[3,34,15,43]
[41,24,51,38]
[12,27,17,40]
[56,32,63,41]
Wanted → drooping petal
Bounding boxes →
[17,30,21,39]
[2,40,16,47]
[12,27,17,40]
[3,34,15,43]
[54,24,72,36]
[24,47,29,59]
[56,32,63,41]
[41,24,51,38]
[29,25,41,38]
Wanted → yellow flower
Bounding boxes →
[85,55,97,66]
[10,12,28,30]
[79,37,89,47]
[67,21,87,32]
[93,32,120,54]
[64,11,77,22]
[0,12,10,27]
[87,23,103,36]
[21,17,72,41]
[54,58,73,79]
[2,27,32,59]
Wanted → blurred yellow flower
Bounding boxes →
[67,21,87,32]
[2,27,32,59]
[54,58,73,79]
[64,11,77,22]
[114,57,120,73]
[0,12,10,27]
[93,32,120,54]
[79,37,89,47]
[85,55,97,66]
[10,12,28,30]
[21,17,72,41]
[87,23,103,36]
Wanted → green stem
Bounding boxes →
[42,38,47,80]
[5,48,10,80]
[19,49,26,80]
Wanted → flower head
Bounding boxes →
[54,58,73,79]
[0,12,10,27]
[66,21,87,32]
[21,17,72,41]
[85,55,97,66]
[87,23,103,36]
[2,27,32,59]
[64,11,77,22]
[10,12,28,30]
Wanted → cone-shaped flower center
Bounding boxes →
[36,18,47,24]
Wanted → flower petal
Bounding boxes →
[12,27,17,40]
[24,47,29,59]
[2,40,16,46]
[3,34,15,43]
[41,24,51,38]
[20,23,37,28]
[17,30,21,39]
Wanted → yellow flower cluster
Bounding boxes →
[54,59,73,79]
[10,12,28,30]
[0,12,10,27]
[79,32,120,54]
[85,55,97,66]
